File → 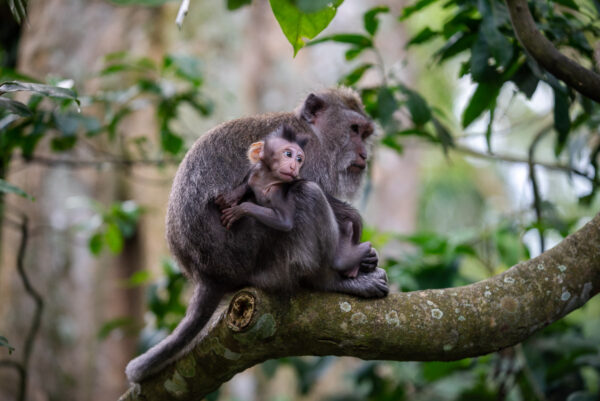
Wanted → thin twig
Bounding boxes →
[528,128,551,252]
[0,360,26,398]
[176,0,190,29]
[24,155,178,168]
[13,215,43,401]
[453,144,592,181]
[515,344,547,401]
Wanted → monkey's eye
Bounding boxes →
[284,151,293,158]
[351,124,359,134]
[296,156,303,163]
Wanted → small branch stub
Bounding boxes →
[227,291,256,332]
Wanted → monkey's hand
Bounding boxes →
[215,193,241,210]
[221,204,247,229]
[360,246,378,273]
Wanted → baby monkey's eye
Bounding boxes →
[296,156,303,163]
[284,151,292,158]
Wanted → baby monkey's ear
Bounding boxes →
[247,141,264,164]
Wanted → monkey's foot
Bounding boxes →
[331,267,388,298]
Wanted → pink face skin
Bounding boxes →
[262,137,305,182]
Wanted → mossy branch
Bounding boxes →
[119,213,600,401]
[505,0,600,102]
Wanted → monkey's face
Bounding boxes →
[322,108,374,198]
[296,89,374,198]
[346,115,374,173]
[316,108,374,172]
[263,138,305,182]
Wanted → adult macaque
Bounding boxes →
[215,124,376,276]
[126,87,388,383]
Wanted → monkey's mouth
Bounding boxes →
[348,163,366,172]
[280,172,297,180]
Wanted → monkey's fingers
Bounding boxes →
[360,257,377,267]
[215,195,226,209]
[225,215,240,230]
[221,208,236,227]
[224,195,239,207]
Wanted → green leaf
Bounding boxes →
[399,0,438,20]
[270,0,339,56]
[377,87,398,130]
[553,0,579,10]
[7,0,27,24]
[344,47,365,60]
[480,17,513,67]
[227,0,252,10]
[485,106,495,152]
[0,97,32,117]
[364,6,389,36]
[511,62,539,98]
[402,87,432,126]
[164,55,204,87]
[423,360,472,381]
[89,233,104,256]
[0,335,15,354]
[432,118,454,153]
[434,33,476,62]
[294,0,341,13]
[381,135,404,153]
[50,136,77,151]
[461,81,501,128]
[553,87,571,155]
[127,270,152,286]
[104,222,124,254]
[0,81,79,104]
[308,33,372,47]
[406,27,439,47]
[0,179,33,200]
[470,33,493,82]
[97,317,134,340]
[161,129,184,155]
[340,63,373,86]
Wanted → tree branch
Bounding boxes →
[0,216,43,401]
[453,144,592,181]
[505,0,600,103]
[119,213,600,401]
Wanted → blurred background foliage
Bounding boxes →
[0,0,599,400]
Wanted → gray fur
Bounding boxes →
[125,88,388,383]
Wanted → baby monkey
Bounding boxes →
[215,124,375,278]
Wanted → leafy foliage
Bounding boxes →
[82,200,143,256]
[145,259,187,333]
[270,0,344,55]
[7,0,27,24]
[0,178,33,200]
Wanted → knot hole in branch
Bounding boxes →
[227,291,256,332]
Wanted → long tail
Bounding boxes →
[125,281,223,382]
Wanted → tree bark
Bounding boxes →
[505,0,600,102]
[118,212,600,401]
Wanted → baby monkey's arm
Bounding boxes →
[221,187,295,231]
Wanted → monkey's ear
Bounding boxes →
[300,93,326,124]
[247,141,264,164]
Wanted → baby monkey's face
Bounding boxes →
[263,137,305,182]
